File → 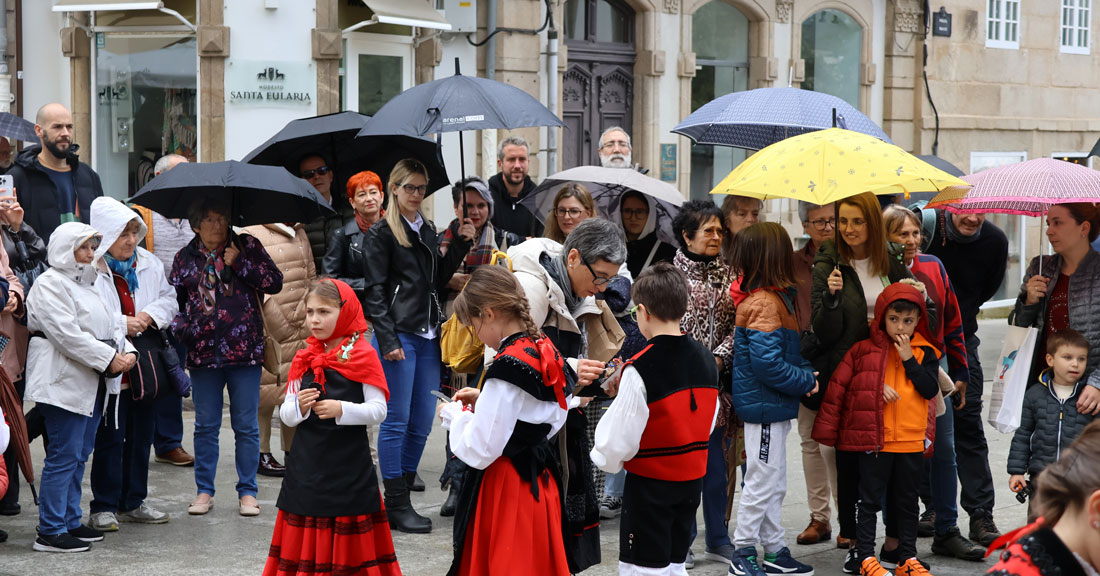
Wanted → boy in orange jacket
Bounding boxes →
[812,280,940,576]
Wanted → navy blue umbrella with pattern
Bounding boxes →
[0,112,39,143]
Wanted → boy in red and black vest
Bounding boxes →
[590,262,720,575]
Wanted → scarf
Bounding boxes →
[440,221,496,272]
[682,249,719,264]
[542,251,581,313]
[944,210,981,244]
[105,251,139,292]
[197,240,231,316]
[355,211,382,234]
[287,279,389,399]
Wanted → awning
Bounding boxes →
[52,0,163,11]
[360,0,452,31]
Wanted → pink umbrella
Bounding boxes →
[926,157,1100,216]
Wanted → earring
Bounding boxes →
[1093,520,1100,529]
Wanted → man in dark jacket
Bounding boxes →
[299,153,352,272]
[924,208,1008,547]
[488,135,543,238]
[9,103,103,243]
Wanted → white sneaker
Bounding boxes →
[117,503,169,524]
[88,511,119,532]
[599,496,623,519]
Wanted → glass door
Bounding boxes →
[343,34,413,115]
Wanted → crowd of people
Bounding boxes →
[0,104,1098,576]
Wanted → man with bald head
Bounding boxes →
[8,103,103,242]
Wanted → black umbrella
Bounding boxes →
[130,161,336,227]
[357,58,563,211]
[0,112,38,143]
[241,111,449,194]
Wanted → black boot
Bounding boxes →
[405,471,425,492]
[440,478,460,517]
[383,477,432,534]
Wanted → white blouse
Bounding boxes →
[279,377,389,428]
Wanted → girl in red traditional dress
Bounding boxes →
[439,265,571,576]
[263,279,400,576]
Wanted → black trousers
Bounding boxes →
[857,451,923,562]
[619,474,701,568]
[835,450,861,540]
[955,334,995,517]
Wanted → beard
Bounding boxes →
[44,137,70,160]
[505,170,526,185]
[600,153,631,168]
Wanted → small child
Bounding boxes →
[1008,329,1097,521]
[728,223,817,576]
[590,261,720,576]
[263,279,400,576]
[440,265,571,576]
[812,280,941,576]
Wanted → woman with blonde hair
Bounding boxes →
[544,183,595,243]
[362,158,475,534]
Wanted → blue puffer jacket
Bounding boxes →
[731,279,816,424]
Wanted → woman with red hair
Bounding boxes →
[323,170,385,300]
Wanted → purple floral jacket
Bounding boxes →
[169,233,283,369]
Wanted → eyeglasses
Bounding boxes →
[629,304,641,322]
[402,183,429,196]
[621,208,649,220]
[699,226,724,238]
[582,257,612,286]
[807,218,836,231]
[556,208,586,218]
[300,166,332,179]
[600,140,631,151]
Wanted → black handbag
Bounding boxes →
[128,328,191,401]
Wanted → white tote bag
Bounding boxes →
[988,325,1039,434]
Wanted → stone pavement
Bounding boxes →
[0,320,1025,575]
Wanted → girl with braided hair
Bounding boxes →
[439,265,571,576]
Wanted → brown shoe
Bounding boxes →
[796,518,832,545]
[155,447,195,467]
[836,535,852,549]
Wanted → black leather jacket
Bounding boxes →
[362,215,470,355]
[322,219,369,300]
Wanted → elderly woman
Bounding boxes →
[544,183,595,244]
[362,159,474,534]
[668,199,737,564]
[86,197,179,532]
[323,170,384,300]
[26,222,134,553]
[170,198,282,517]
[508,217,627,573]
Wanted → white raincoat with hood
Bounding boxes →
[25,222,130,417]
[90,197,179,392]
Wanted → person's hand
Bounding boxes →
[126,316,148,336]
[1076,385,1100,415]
[1009,474,1027,493]
[952,380,968,410]
[108,352,133,374]
[806,371,820,397]
[883,384,900,404]
[223,243,240,267]
[384,347,406,362]
[453,387,480,408]
[457,218,477,242]
[577,396,593,408]
[2,295,17,314]
[827,268,843,295]
[1024,274,1050,306]
[313,399,343,420]
[136,311,156,329]
[575,358,607,390]
[298,388,320,416]
[893,333,914,361]
[0,195,24,231]
[447,273,471,292]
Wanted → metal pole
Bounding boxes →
[547,26,559,173]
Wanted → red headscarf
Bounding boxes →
[287,279,389,400]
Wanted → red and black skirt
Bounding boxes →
[263,510,401,576]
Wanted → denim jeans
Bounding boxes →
[376,333,440,481]
[190,366,261,498]
[152,338,188,455]
[689,428,732,550]
[90,392,156,513]
[37,394,103,536]
[604,469,626,499]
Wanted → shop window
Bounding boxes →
[800,9,862,109]
[564,0,633,45]
[987,0,1021,49]
[1061,0,1090,54]
[689,1,749,201]
[95,34,197,199]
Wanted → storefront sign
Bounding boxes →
[660,144,677,183]
[225,59,314,106]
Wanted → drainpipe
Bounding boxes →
[546,21,558,173]
[481,0,498,179]
[0,2,10,113]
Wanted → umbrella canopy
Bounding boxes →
[710,128,968,204]
[0,112,39,143]
[521,166,684,246]
[925,157,1100,216]
[242,111,449,194]
[130,161,336,227]
[673,87,891,150]
[356,72,563,140]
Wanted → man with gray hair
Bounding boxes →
[597,126,633,169]
[488,134,542,238]
[0,138,13,173]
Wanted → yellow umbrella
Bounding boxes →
[709,128,968,203]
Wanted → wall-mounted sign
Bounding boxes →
[660,143,677,183]
[225,59,315,106]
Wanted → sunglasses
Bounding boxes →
[301,166,332,179]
